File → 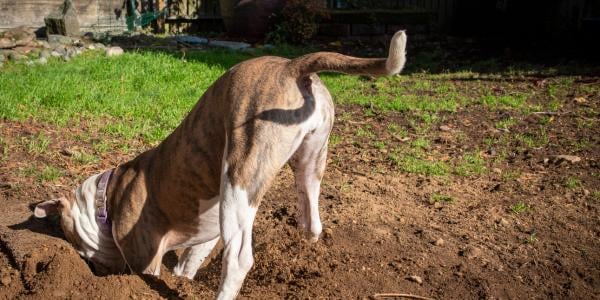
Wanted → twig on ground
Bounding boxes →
[530,111,570,116]
[373,293,435,300]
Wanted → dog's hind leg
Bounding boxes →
[173,237,219,279]
[289,128,331,242]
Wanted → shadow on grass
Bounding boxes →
[109,33,600,79]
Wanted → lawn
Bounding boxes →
[0,45,599,299]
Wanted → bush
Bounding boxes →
[266,0,328,45]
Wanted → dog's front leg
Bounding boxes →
[174,237,219,279]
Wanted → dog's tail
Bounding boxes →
[287,31,407,77]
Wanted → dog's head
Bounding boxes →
[33,176,125,275]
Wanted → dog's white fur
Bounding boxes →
[70,174,124,270]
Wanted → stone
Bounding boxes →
[439,125,452,131]
[87,44,96,50]
[106,46,124,57]
[434,238,445,246]
[94,43,106,50]
[44,0,80,36]
[8,52,26,61]
[51,51,61,58]
[551,155,581,164]
[0,54,5,63]
[0,38,16,49]
[492,168,502,174]
[1,274,11,285]
[175,35,208,45]
[461,246,482,259]
[1,26,35,48]
[48,35,73,45]
[407,275,423,284]
[208,40,251,50]
[37,57,48,65]
[39,50,51,59]
[37,40,51,49]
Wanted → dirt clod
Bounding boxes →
[407,275,423,284]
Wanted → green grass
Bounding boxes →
[454,152,486,176]
[20,165,63,182]
[495,118,517,130]
[429,192,455,204]
[510,202,531,214]
[389,153,450,176]
[564,177,581,189]
[72,151,99,164]
[478,93,527,109]
[25,134,51,155]
[329,134,342,147]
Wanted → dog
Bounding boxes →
[33,31,407,299]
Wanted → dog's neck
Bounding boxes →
[70,173,123,270]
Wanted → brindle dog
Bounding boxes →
[34,31,407,299]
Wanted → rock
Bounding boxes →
[48,34,73,45]
[39,50,51,59]
[208,40,251,50]
[461,246,482,259]
[262,43,275,50]
[498,218,509,226]
[434,238,445,246]
[0,54,5,63]
[1,26,35,48]
[38,57,48,65]
[550,155,581,164]
[51,51,61,58]
[8,52,26,61]
[407,275,423,284]
[94,43,106,50]
[106,46,124,57]
[1,274,11,285]
[87,44,96,50]
[323,228,333,239]
[44,0,80,36]
[439,125,452,131]
[37,40,51,49]
[175,35,208,45]
[0,37,16,49]
[433,201,443,209]
[492,168,502,174]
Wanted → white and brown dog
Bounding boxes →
[33,31,407,299]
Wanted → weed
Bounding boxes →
[411,137,430,150]
[329,134,342,147]
[26,134,50,155]
[592,191,600,200]
[38,166,62,182]
[93,140,111,154]
[479,94,527,109]
[495,118,517,130]
[454,152,486,176]
[538,116,553,125]
[356,126,375,138]
[387,124,409,139]
[391,153,450,176]
[430,193,454,204]
[373,141,386,150]
[20,165,37,177]
[510,202,530,214]
[564,177,581,189]
[72,151,98,164]
[501,170,521,182]
[525,233,538,244]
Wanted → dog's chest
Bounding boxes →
[167,197,221,250]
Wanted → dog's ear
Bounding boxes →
[34,197,67,218]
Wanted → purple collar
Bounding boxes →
[95,169,113,226]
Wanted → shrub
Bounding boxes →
[267,0,328,45]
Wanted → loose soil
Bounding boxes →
[1,74,599,299]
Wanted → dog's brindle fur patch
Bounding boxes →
[39,31,407,292]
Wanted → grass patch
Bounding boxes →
[25,134,51,155]
[389,153,450,176]
[20,165,63,182]
[454,152,486,176]
[495,118,517,130]
[478,93,527,109]
[356,126,375,138]
[429,193,455,204]
[373,141,386,150]
[510,202,531,214]
[329,134,342,147]
[72,151,99,164]
[564,177,581,189]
